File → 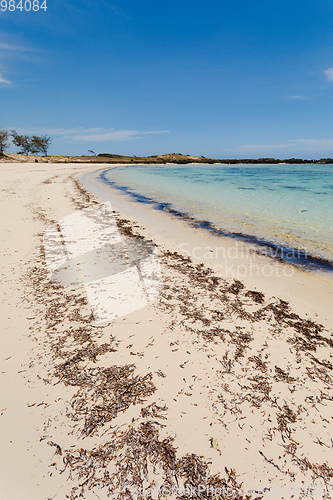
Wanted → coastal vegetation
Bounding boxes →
[0,127,51,156]
[0,128,9,154]
[46,153,333,164]
[0,129,332,163]
[1,150,333,164]
[89,154,333,164]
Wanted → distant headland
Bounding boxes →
[1,152,333,164]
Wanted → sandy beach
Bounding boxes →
[1,162,332,500]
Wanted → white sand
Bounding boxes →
[0,162,332,500]
[81,167,333,329]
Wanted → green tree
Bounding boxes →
[11,130,32,155]
[0,128,9,154]
[31,135,52,156]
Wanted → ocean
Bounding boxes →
[96,163,333,274]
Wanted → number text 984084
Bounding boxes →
[1,0,47,11]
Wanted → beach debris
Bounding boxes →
[245,290,265,304]
[210,437,219,450]
[62,422,245,499]
[64,364,156,437]
[23,185,333,499]
[228,280,245,295]
[47,441,62,456]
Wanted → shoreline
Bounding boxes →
[96,166,333,275]
[1,162,333,499]
[81,165,333,329]
[2,152,333,165]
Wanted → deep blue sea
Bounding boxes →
[98,164,333,272]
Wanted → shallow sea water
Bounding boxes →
[99,164,333,272]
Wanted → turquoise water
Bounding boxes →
[100,164,333,266]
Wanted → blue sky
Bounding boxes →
[1,0,333,158]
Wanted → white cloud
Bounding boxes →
[235,143,290,154]
[70,129,169,142]
[287,95,311,101]
[14,127,169,142]
[292,137,333,150]
[0,42,33,52]
[324,67,333,82]
[0,72,11,85]
[235,137,333,155]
